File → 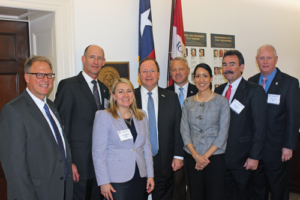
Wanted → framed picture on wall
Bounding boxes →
[98,62,130,93]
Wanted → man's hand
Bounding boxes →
[72,164,80,182]
[172,158,184,171]
[244,158,259,170]
[282,148,293,162]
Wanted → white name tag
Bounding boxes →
[230,99,245,114]
[117,129,133,142]
[267,94,280,105]
[104,98,110,109]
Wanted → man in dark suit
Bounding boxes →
[166,57,197,200]
[55,45,109,200]
[135,57,184,200]
[248,44,300,200]
[0,56,73,200]
[214,50,267,200]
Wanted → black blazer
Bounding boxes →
[54,72,109,179]
[0,90,73,200]
[215,78,267,169]
[248,68,300,162]
[135,87,184,176]
[166,82,198,98]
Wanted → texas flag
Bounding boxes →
[138,0,156,61]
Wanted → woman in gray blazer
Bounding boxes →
[92,78,154,200]
[181,63,230,200]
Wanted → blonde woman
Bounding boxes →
[92,78,154,200]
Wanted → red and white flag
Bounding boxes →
[169,0,186,86]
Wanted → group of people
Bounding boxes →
[0,44,299,200]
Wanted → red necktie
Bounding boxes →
[225,85,232,101]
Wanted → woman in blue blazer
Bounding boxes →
[92,78,154,200]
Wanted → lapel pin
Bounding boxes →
[104,90,106,92]
[190,91,193,93]
[161,94,165,97]
[276,82,278,85]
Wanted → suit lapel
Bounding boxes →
[78,72,98,111]
[135,87,142,109]
[267,68,282,94]
[157,87,166,139]
[231,78,247,103]
[98,80,107,109]
[187,83,196,97]
[23,91,60,147]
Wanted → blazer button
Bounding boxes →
[132,148,136,151]
[59,159,63,163]
[200,103,204,107]
[60,177,64,180]
[200,130,203,133]
[197,115,202,120]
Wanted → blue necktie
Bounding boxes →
[179,87,184,108]
[43,104,67,180]
[147,92,158,156]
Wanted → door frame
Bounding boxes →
[0,0,75,98]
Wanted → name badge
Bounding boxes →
[104,98,110,109]
[230,99,245,114]
[267,94,280,105]
[117,129,133,142]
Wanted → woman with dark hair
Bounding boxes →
[181,63,230,200]
[92,78,154,200]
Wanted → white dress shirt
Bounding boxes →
[140,85,183,160]
[222,76,242,103]
[174,81,189,99]
[82,70,102,104]
[26,88,66,154]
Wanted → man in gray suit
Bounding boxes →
[0,56,73,200]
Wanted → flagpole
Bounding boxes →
[167,0,175,87]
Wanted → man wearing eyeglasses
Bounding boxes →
[54,45,109,200]
[135,57,184,200]
[166,57,197,200]
[0,56,73,200]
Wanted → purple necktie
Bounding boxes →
[261,78,267,90]
[92,80,101,110]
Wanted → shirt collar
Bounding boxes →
[26,88,47,108]
[174,82,189,92]
[82,70,96,84]
[141,85,158,97]
[260,68,277,82]
[226,76,242,90]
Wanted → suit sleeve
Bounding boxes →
[141,113,154,177]
[284,78,300,150]
[0,105,39,200]
[92,110,111,186]
[54,80,74,161]
[249,86,268,160]
[174,94,184,157]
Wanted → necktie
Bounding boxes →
[43,104,67,180]
[179,87,184,108]
[92,80,101,110]
[148,92,158,156]
[261,78,267,90]
[225,85,232,101]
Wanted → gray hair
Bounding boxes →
[170,57,189,69]
[24,56,52,73]
[257,44,277,57]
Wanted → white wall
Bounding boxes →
[74,0,300,89]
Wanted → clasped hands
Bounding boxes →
[194,154,210,171]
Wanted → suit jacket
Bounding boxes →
[135,86,184,176]
[0,90,73,200]
[92,110,154,185]
[248,68,300,162]
[166,82,198,98]
[215,78,267,169]
[54,72,109,179]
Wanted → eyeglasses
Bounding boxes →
[141,70,157,74]
[27,73,55,79]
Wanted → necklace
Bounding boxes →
[124,118,132,126]
[196,91,214,104]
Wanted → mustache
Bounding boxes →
[223,70,234,74]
